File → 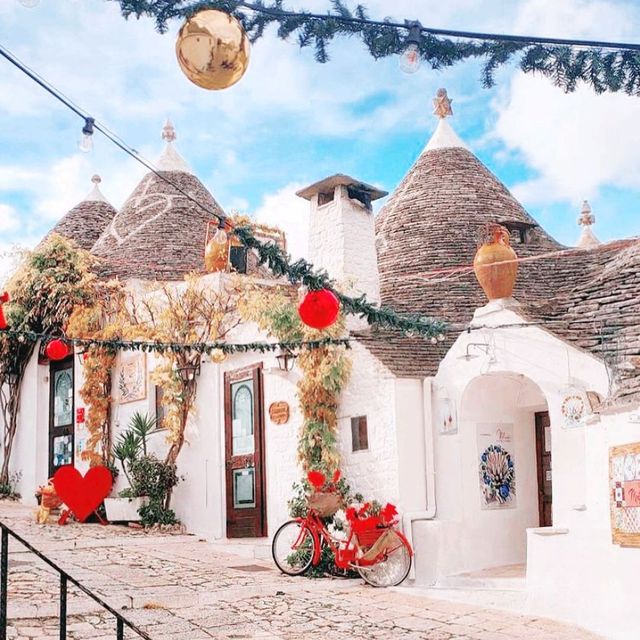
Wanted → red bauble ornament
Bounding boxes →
[0,292,9,330]
[45,339,70,361]
[298,289,340,330]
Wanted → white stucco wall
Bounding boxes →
[307,185,381,307]
[433,374,542,576]
[10,352,49,501]
[418,300,611,583]
[526,407,640,640]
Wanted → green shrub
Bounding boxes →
[0,471,21,500]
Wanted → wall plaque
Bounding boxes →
[610,442,640,548]
[269,401,290,425]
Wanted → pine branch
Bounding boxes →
[110,0,640,95]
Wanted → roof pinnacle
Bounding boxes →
[433,88,453,119]
[576,200,601,249]
[156,119,191,173]
[162,119,177,142]
[424,88,467,152]
[578,200,595,227]
[85,174,108,203]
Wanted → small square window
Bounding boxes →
[351,416,368,452]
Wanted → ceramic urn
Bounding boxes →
[473,224,518,300]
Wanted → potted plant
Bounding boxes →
[104,412,156,522]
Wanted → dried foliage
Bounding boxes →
[241,286,351,475]
[0,235,100,483]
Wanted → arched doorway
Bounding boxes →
[455,372,550,574]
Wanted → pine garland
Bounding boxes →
[0,329,350,355]
[234,225,447,338]
[113,0,640,95]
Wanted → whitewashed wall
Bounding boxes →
[526,407,640,640]
[415,300,611,584]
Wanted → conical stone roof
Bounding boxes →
[49,175,116,250]
[375,90,562,318]
[92,121,224,281]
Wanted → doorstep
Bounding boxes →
[208,537,272,561]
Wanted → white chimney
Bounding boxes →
[297,175,386,317]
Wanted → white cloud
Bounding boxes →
[492,0,640,206]
[0,204,19,232]
[254,183,309,260]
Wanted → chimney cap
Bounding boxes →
[296,173,388,202]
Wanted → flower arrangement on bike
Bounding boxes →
[272,470,413,587]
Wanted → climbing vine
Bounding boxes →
[0,235,99,483]
[241,286,351,474]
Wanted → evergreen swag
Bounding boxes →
[113,0,640,95]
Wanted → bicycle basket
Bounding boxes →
[307,492,342,517]
[351,516,388,548]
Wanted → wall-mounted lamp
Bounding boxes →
[275,347,297,372]
[457,343,491,361]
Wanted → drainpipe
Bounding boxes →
[402,377,437,580]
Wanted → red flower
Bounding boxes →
[332,469,341,484]
[381,503,398,522]
[346,507,357,522]
[307,470,326,490]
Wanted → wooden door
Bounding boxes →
[224,364,267,538]
[49,357,75,478]
[535,411,552,527]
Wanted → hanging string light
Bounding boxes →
[78,117,95,153]
[399,21,423,74]
[113,0,640,95]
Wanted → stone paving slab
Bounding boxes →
[0,502,605,639]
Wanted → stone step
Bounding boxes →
[436,574,527,591]
[208,538,272,561]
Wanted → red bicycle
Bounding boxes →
[272,490,413,587]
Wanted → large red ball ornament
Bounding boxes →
[45,339,70,361]
[298,289,340,330]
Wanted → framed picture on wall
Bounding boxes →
[477,423,517,510]
[117,353,147,404]
[610,442,640,548]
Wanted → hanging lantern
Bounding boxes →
[204,220,230,273]
[473,224,518,300]
[0,292,9,330]
[298,289,340,330]
[45,339,70,361]
[176,9,251,91]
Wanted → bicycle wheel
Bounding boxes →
[272,520,316,576]
[356,531,412,587]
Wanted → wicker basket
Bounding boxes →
[307,492,342,517]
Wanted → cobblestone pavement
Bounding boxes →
[1,502,604,640]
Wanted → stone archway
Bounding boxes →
[455,372,549,574]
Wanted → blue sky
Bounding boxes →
[1,0,640,280]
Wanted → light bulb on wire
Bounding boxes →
[79,117,95,153]
[399,20,423,75]
[18,0,40,7]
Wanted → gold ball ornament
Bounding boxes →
[176,9,250,90]
[210,349,227,364]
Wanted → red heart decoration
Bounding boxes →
[52,466,113,523]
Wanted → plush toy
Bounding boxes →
[34,480,62,524]
[0,292,9,330]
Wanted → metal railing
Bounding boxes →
[0,521,152,640]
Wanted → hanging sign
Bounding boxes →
[76,408,85,424]
[269,401,290,425]
[610,443,640,547]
